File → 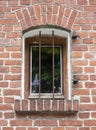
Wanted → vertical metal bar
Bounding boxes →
[52,30,54,99]
[39,31,41,98]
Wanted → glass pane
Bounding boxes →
[31,45,61,94]
[41,47,52,93]
[54,47,61,93]
[32,47,39,93]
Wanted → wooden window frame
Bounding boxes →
[24,35,68,99]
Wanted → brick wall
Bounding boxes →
[0,0,96,130]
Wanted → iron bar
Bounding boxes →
[39,31,41,98]
[52,30,55,99]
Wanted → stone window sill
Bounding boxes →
[14,99,79,113]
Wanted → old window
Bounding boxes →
[22,26,71,99]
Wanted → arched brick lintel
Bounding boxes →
[15,4,78,32]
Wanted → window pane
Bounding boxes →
[54,47,61,93]
[32,47,39,93]
[41,47,52,93]
[31,45,61,94]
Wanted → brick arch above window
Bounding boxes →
[15,5,78,31]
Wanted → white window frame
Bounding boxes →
[22,27,72,100]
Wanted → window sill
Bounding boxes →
[14,99,79,113]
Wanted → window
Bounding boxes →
[22,26,71,99]
[30,44,62,94]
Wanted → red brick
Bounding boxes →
[73,89,89,95]
[30,100,35,111]
[6,13,16,19]
[84,53,94,59]
[28,6,35,17]
[91,112,96,118]
[16,127,26,130]
[20,0,30,5]
[59,120,82,126]
[13,25,22,31]
[11,67,21,73]
[72,60,88,66]
[84,120,96,126]
[40,128,51,130]
[79,112,90,118]
[66,100,72,111]
[83,38,93,44]
[22,100,28,111]
[59,100,64,111]
[84,6,96,11]
[3,89,20,96]
[5,74,21,80]
[77,75,88,80]
[91,127,96,130]
[0,104,13,111]
[23,9,32,28]
[0,97,3,103]
[80,104,96,111]
[0,82,8,88]
[37,99,43,111]
[67,11,77,29]
[0,60,3,65]
[7,32,22,38]
[52,100,57,111]
[65,0,76,5]
[34,120,57,126]
[47,5,52,24]
[34,5,41,24]
[15,100,20,111]
[16,10,23,20]
[4,25,13,31]
[11,53,22,58]
[0,19,18,25]
[66,128,77,130]
[45,100,50,111]
[82,25,92,30]
[72,67,83,73]
[28,128,38,130]
[55,0,65,4]
[92,89,96,95]
[77,0,87,5]
[10,120,32,126]
[3,127,13,130]
[80,97,90,103]
[79,128,90,130]
[72,45,88,51]
[52,15,57,25]
[37,8,44,16]
[0,1,6,5]
[72,52,82,58]
[92,96,96,102]
[84,67,95,73]
[4,97,14,103]
[8,0,18,6]
[57,6,65,25]
[5,60,21,66]
[53,128,64,130]
[73,100,79,112]
[4,112,14,119]
[85,82,96,88]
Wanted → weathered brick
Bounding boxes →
[34,120,57,126]
[59,120,82,126]
[10,120,32,126]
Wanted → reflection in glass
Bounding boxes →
[31,45,61,94]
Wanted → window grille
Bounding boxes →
[30,30,62,98]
